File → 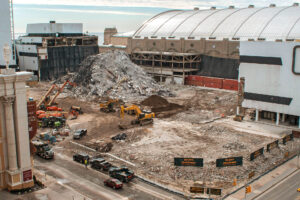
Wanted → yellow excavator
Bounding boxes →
[119,105,155,129]
[100,99,121,113]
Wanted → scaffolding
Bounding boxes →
[131,51,201,84]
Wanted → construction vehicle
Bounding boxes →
[109,166,134,182]
[119,105,155,129]
[70,106,83,114]
[100,99,121,113]
[32,141,54,159]
[37,80,76,110]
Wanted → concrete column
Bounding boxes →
[276,112,280,126]
[14,80,31,169]
[236,106,240,115]
[255,109,259,121]
[2,96,18,171]
[282,114,285,123]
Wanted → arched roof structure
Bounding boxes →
[133,5,300,41]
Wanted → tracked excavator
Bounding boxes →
[119,105,155,129]
[100,99,122,113]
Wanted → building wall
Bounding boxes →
[239,41,300,116]
[127,37,240,59]
[111,37,128,46]
[0,69,34,191]
[0,0,15,67]
[26,23,83,35]
[104,28,118,45]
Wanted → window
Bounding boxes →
[292,46,300,75]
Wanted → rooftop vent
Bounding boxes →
[286,38,295,41]
[50,21,56,24]
[248,5,255,8]
[229,5,235,9]
[194,7,199,10]
[269,4,276,7]
[258,38,266,41]
[293,3,299,6]
[210,7,216,10]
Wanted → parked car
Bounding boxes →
[95,161,112,171]
[73,129,87,139]
[109,166,134,182]
[73,153,89,164]
[90,158,106,170]
[104,178,123,189]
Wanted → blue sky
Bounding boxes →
[13,0,300,33]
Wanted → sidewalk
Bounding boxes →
[225,156,299,200]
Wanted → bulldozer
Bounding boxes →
[100,99,122,113]
[119,105,155,129]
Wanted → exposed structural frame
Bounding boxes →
[130,51,201,83]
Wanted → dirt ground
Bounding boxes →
[28,83,300,197]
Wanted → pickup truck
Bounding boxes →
[73,129,87,140]
[32,141,54,159]
[109,166,134,182]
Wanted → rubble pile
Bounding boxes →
[141,95,184,114]
[63,51,171,101]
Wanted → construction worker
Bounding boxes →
[84,159,88,169]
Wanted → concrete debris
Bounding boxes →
[61,51,172,101]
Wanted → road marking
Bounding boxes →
[131,182,174,200]
[70,141,136,166]
[106,153,136,167]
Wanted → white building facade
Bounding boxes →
[239,41,300,126]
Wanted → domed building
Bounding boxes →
[102,3,300,84]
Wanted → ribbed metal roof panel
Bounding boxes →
[133,6,300,41]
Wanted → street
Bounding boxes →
[254,170,300,200]
[34,153,184,200]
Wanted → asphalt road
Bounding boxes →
[255,170,300,200]
[34,154,184,200]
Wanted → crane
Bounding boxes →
[37,80,76,109]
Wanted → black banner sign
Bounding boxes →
[283,134,294,145]
[207,188,222,195]
[267,140,279,152]
[216,156,243,167]
[190,187,205,193]
[174,158,203,167]
[250,147,264,161]
[248,171,255,179]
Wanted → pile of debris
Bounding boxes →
[62,51,172,101]
[141,95,184,117]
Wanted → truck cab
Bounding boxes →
[32,141,54,159]
[109,166,134,182]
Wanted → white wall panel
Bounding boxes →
[239,41,300,116]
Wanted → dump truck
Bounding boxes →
[32,141,54,159]
[109,166,134,182]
